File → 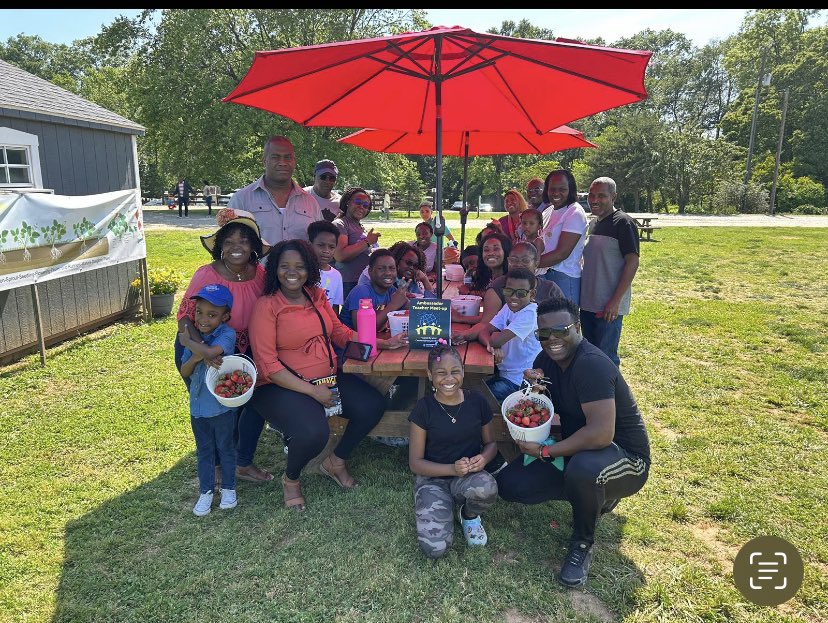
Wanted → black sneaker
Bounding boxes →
[559,541,594,587]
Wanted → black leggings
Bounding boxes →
[244,373,386,480]
[496,443,649,544]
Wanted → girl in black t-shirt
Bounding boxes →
[408,345,499,559]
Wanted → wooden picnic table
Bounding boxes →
[631,215,660,241]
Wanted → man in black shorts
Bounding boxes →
[496,294,650,587]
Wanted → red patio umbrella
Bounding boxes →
[337,126,597,157]
[224,25,651,294]
[338,126,597,250]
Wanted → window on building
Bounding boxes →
[0,145,33,186]
[0,128,43,189]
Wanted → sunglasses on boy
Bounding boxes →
[534,323,576,341]
[319,173,337,181]
[502,287,532,298]
[351,198,371,207]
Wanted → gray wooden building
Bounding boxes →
[0,59,146,364]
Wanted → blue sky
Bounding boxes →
[0,9,824,47]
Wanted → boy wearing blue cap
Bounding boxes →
[178,284,238,516]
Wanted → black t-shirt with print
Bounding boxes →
[409,390,493,465]
[534,340,650,463]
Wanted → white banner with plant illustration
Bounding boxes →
[0,189,145,292]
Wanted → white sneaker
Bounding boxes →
[457,505,488,546]
[219,488,237,510]
[193,491,214,516]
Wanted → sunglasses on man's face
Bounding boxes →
[351,199,371,207]
[502,287,532,298]
[319,174,336,181]
[534,323,576,341]
[527,187,543,194]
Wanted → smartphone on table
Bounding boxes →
[343,341,373,361]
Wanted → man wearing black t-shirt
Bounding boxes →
[496,295,650,587]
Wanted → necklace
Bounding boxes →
[435,397,462,424]
[223,259,245,281]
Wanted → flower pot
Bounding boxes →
[150,293,175,317]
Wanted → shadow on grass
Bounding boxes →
[51,439,643,623]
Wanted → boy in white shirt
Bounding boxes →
[455,268,541,402]
[308,220,344,313]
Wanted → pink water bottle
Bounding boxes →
[356,298,377,358]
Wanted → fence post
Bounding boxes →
[30,284,47,367]
[139,257,152,320]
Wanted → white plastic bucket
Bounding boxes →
[501,389,554,442]
[450,295,482,316]
[387,310,410,336]
[206,354,257,408]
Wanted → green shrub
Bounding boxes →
[793,204,828,215]
[775,174,826,213]
[712,180,768,214]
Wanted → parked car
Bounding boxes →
[450,200,471,210]
[219,189,241,206]
[478,202,495,212]
[577,192,590,211]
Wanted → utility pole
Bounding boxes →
[745,46,770,187]
[769,88,789,216]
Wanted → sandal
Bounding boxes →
[236,464,274,483]
[320,455,358,490]
[282,475,306,511]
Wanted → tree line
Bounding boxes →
[2,9,825,214]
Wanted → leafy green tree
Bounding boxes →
[583,111,665,212]
[91,9,427,195]
[722,10,826,186]
[0,34,96,93]
[487,19,555,40]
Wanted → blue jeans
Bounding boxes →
[580,311,624,366]
[191,411,237,493]
[544,270,580,306]
[485,376,521,403]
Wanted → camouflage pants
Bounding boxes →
[414,472,498,559]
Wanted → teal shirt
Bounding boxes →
[426,217,452,245]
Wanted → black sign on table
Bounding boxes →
[409,299,452,349]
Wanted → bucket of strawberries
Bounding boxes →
[206,354,257,408]
[501,386,554,443]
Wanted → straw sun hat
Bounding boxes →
[200,208,271,256]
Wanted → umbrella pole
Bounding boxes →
[460,132,470,253]
[434,36,444,299]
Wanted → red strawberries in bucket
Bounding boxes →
[505,398,551,428]
[214,369,253,398]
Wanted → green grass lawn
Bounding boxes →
[1,227,826,622]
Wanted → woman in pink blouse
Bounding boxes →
[176,209,269,361]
